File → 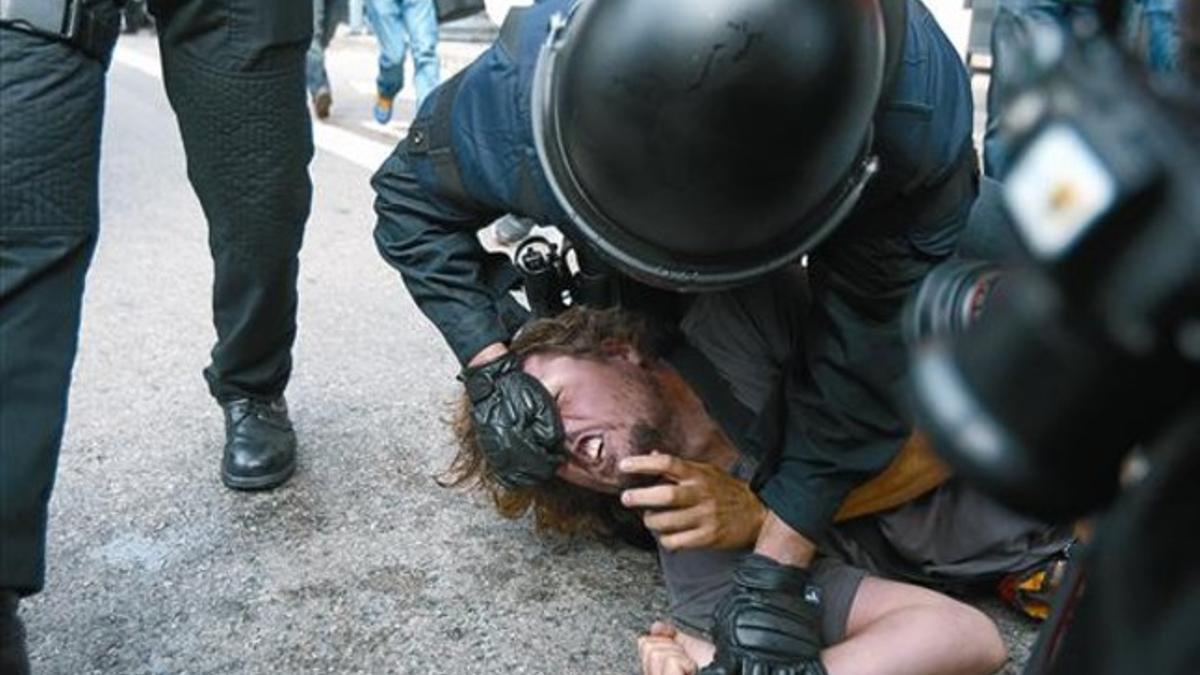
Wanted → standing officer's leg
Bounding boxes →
[0,3,120,670]
[148,0,313,490]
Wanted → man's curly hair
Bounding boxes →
[442,306,669,544]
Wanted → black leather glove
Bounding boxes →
[700,554,828,675]
[459,352,565,488]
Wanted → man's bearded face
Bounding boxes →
[522,349,676,494]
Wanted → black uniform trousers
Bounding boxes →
[0,0,313,595]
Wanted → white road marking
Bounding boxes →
[112,44,162,78]
[111,44,396,172]
[358,119,408,138]
[312,122,395,171]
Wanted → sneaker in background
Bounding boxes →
[313,87,332,121]
[373,94,394,125]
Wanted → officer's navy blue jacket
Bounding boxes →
[373,0,976,540]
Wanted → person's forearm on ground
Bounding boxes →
[822,589,1007,675]
[821,612,1006,675]
[654,604,1004,675]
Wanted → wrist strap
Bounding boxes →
[735,554,821,606]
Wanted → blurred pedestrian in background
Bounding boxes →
[122,0,153,34]
[309,0,348,119]
[984,0,1180,178]
[1130,0,1180,71]
[366,0,440,124]
[349,0,370,34]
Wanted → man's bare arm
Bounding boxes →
[753,511,817,567]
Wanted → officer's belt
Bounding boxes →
[0,0,120,62]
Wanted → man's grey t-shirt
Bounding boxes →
[658,455,866,643]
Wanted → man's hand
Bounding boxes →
[459,349,564,487]
[639,622,713,675]
[701,554,827,675]
[639,634,699,675]
[619,453,766,550]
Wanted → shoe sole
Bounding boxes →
[222,460,296,492]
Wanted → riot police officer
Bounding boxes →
[0,1,313,670]
[371,0,975,671]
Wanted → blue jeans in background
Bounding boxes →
[349,0,368,33]
[983,0,1179,178]
[1131,0,1180,72]
[366,0,440,110]
[983,0,1097,178]
[306,0,347,98]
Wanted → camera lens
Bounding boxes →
[905,259,1006,344]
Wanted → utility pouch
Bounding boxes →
[0,0,119,62]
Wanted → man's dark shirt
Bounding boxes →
[372,0,977,540]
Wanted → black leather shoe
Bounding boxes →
[0,591,30,675]
[221,397,297,491]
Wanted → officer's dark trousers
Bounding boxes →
[0,0,313,596]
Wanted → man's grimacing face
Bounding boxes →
[521,348,675,494]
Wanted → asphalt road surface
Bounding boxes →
[21,20,1036,675]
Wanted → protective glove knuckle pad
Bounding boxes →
[708,555,827,675]
[460,353,565,487]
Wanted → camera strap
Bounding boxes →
[0,0,120,63]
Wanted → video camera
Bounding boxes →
[907,0,1199,522]
[907,4,1199,671]
[512,234,622,317]
[902,0,1195,521]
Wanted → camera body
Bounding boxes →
[910,16,1200,520]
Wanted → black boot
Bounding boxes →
[220,397,297,491]
[0,591,30,675]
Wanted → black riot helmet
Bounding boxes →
[532,0,892,291]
